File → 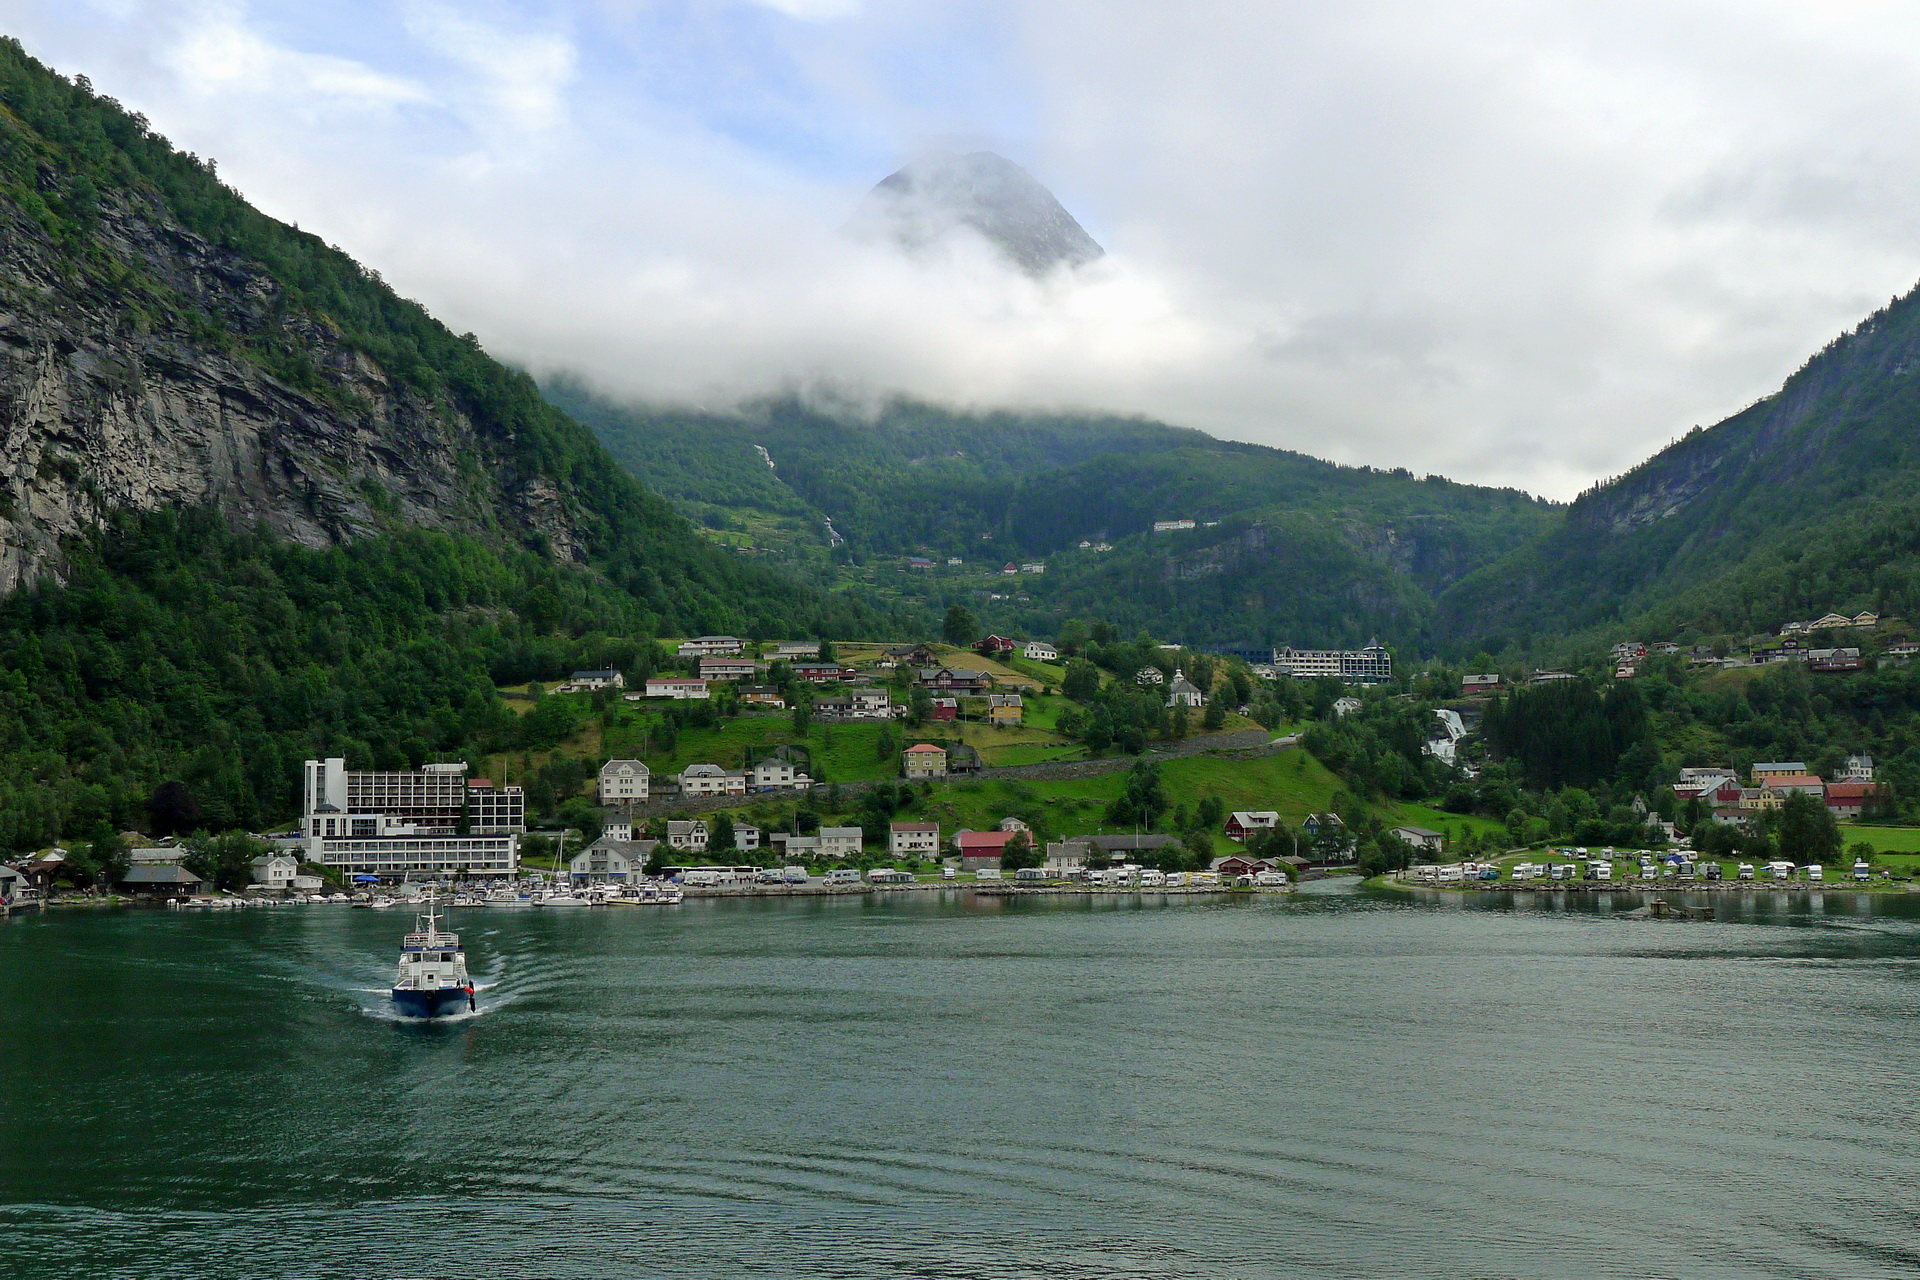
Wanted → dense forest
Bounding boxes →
[0,510,874,852]
[1437,285,1920,657]
[548,382,1558,650]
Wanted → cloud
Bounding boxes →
[748,0,862,20]
[161,1,427,108]
[400,1,576,134]
[13,0,1920,497]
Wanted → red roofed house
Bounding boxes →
[977,635,1017,658]
[954,829,1016,872]
[1825,782,1879,820]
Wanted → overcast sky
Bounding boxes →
[13,1,1920,497]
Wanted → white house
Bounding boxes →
[1390,825,1444,853]
[1135,667,1165,686]
[679,764,748,797]
[1837,754,1875,783]
[1023,641,1058,662]
[666,820,709,853]
[890,822,940,858]
[773,640,821,660]
[569,837,657,882]
[734,824,762,853]
[819,826,864,859]
[646,676,710,700]
[598,759,650,806]
[748,758,812,792]
[677,636,744,657]
[1333,696,1363,717]
[249,853,320,891]
[698,656,758,681]
[564,669,625,692]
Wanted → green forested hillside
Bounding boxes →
[547,381,1556,650]
[0,41,890,851]
[1437,285,1920,655]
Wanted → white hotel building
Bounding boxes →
[1272,642,1394,685]
[300,758,524,879]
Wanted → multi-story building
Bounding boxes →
[299,758,522,879]
[890,822,940,859]
[818,827,864,859]
[598,760,651,807]
[1272,642,1393,685]
[903,743,948,780]
[699,656,758,681]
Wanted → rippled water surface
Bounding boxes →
[5,886,1920,1278]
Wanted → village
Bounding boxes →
[9,614,1920,914]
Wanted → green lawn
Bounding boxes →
[1390,803,1508,842]
[619,714,903,783]
[1841,824,1920,853]
[891,749,1345,847]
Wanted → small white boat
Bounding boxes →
[369,896,395,910]
[390,898,474,1019]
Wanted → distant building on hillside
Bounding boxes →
[1272,642,1392,685]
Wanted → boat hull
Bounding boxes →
[391,985,473,1018]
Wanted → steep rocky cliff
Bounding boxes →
[0,186,582,592]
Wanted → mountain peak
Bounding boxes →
[855,150,1104,276]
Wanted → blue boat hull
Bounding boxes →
[391,985,473,1018]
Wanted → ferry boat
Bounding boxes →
[390,899,474,1018]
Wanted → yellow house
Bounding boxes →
[1738,786,1785,811]
[988,694,1024,726]
[1751,761,1807,784]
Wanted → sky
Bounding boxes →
[11,1,1920,498]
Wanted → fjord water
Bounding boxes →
[4,889,1919,1279]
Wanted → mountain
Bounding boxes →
[1436,284,1920,655]
[546,379,1557,652]
[0,39,885,848]
[853,150,1104,275]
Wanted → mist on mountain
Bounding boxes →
[851,150,1104,277]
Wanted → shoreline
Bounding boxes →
[1373,876,1919,896]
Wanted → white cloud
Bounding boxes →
[13,0,1920,497]
[163,1,427,107]
[748,0,862,20]
[400,1,576,134]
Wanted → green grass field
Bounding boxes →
[1841,824,1920,852]
[1389,803,1508,842]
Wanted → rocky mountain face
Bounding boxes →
[0,187,583,593]
[854,150,1104,276]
